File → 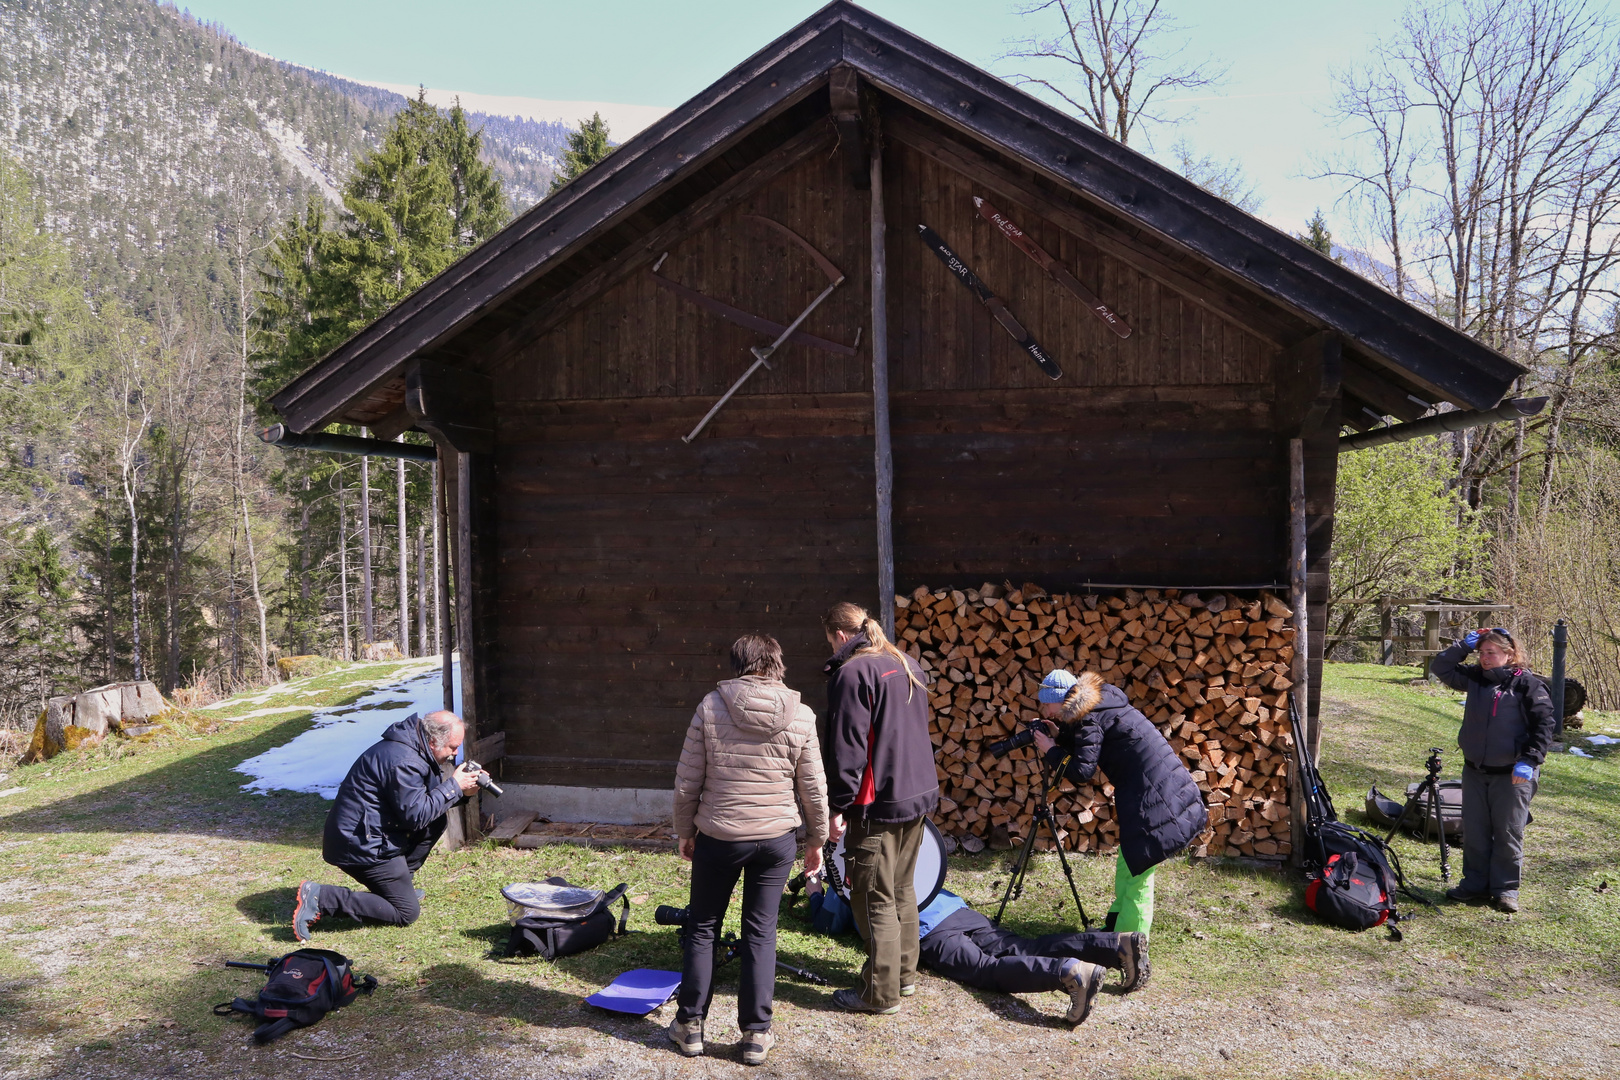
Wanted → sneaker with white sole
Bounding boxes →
[741,1029,774,1066]
[292,881,321,942]
[1059,958,1104,1025]
[667,1017,703,1057]
[1116,932,1150,992]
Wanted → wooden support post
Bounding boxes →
[1424,609,1441,678]
[437,458,453,712]
[1380,605,1393,665]
[870,133,895,639]
[1288,437,1310,865]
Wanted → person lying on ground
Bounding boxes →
[1431,628,1555,914]
[292,710,480,940]
[1031,669,1207,936]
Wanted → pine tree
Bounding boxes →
[1299,209,1343,262]
[253,93,509,399]
[0,527,76,705]
[549,112,614,193]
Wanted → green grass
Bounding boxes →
[0,661,1616,1079]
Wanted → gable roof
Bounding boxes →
[269,1,1524,434]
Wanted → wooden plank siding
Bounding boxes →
[489,116,1292,790]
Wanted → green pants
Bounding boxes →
[845,815,924,1009]
[1108,852,1156,936]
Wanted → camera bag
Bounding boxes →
[505,877,630,959]
[1305,847,1393,931]
[213,948,376,1044]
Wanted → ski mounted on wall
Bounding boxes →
[973,197,1131,339]
[916,224,1063,380]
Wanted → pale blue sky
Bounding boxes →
[171,0,1579,242]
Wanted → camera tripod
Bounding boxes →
[992,751,1093,929]
[1383,746,1451,882]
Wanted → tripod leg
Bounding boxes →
[1431,782,1451,882]
[1042,808,1092,930]
[992,823,1039,926]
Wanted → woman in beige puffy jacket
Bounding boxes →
[666,633,828,1067]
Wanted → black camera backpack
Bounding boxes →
[1294,701,1429,940]
[214,949,376,1044]
[505,877,630,959]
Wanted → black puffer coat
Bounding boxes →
[1044,674,1207,877]
[323,714,464,867]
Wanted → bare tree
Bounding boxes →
[105,316,155,681]
[1003,0,1223,146]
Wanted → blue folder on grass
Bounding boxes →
[584,969,682,1015]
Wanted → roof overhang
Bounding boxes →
[270,1,1525,434]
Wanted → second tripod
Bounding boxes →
[1384,746,1452,881]
[991,749,1092,929]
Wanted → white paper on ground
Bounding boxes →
[234,661,462,798]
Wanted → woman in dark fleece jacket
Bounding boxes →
[1032,669,1206,936]
[821,602,938,1015]
[1431,628,1556,913]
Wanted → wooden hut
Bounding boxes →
[267,2,1525,840]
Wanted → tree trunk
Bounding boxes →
[338,470,352,661]
[360,431,374,646]
[124,459,142,682]
[166,457,183,694]
[396,444,409,656]
[417,523,427,657]
[241,492,270,681]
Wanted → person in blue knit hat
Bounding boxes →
[1031,668,1207,935]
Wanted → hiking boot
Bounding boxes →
[1116,932,1150,993]
[1493,891,1520,913]
[1445,886,1487,904]
[831,987,900,1014]
[667,1017,703,1057]
[740,1029,774,1066]
[1059,958,1105,1025]
[414,888,426,902]
[292,881,321,942]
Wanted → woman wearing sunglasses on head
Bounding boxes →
[1430,627,1556,913]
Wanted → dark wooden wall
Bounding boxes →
[486,111,1310,790]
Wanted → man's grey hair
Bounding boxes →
[420,710,464,751]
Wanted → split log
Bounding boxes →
[901,583,1295,859]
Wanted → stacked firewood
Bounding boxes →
[899,582,1296,860]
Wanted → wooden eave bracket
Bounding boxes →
[830,65,869,189]
[1275,331,1342,436]
[406,359,495,454]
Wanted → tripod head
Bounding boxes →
[1425,747,1444,780]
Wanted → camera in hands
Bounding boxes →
[463,760,504,798]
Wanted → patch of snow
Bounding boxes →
[1569,746,1594,758]
[255,114,344,208]
[1584,734,1619,745]
[0,786,26,797]
[234,662,462,798]
[223,705,317,723]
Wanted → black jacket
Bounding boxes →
[1431,643,1556,768]
[323,714,464,867]
[823,634,940,823]
[1045,678,1207,877]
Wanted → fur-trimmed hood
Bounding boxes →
[1059,671,1105,722]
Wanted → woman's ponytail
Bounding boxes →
[823,602,926,700]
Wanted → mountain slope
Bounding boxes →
[0,0,567,308]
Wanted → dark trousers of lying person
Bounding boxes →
[676,830,798,1033]
[318,835,438,926]
[922,906,1124,994]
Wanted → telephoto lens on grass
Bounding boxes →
[654,905,690,926]
[464,760,504,797]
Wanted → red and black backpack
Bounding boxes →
[215,949,377,1044]
[1306,848,1395,931]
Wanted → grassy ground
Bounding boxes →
[1,662,1617,1079]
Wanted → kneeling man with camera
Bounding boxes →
[293,710,486,939]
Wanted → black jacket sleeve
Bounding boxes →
[1047,717,1103,784]
[825,666,873,814]
[385,757,461,831]
[1519,676,1558,767]
[1430,643,1478,692]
